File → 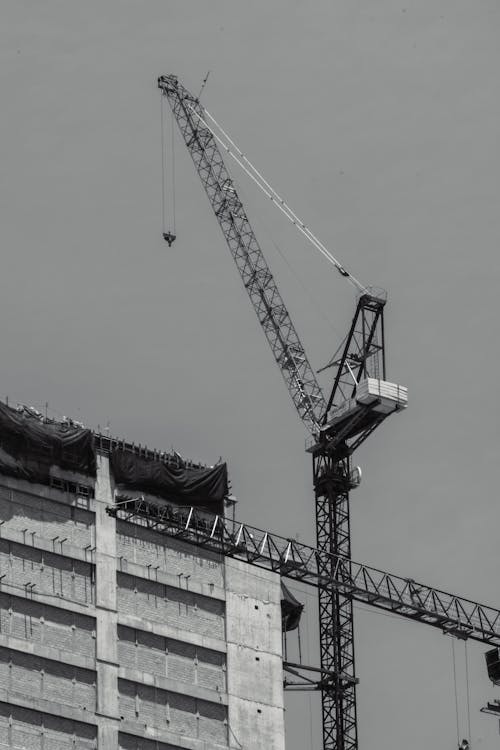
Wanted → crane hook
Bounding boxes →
[163,232,176,247]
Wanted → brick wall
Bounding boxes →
[0,647,96,712]
[0,540,94,605]
[0,593,95,658]
[117,573,224,639]
[116,521,223,587]
[117,626,226,692]
[118,679,227,745]
[0,485,93,549]
[0,702,96,750]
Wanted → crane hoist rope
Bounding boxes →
[160,94,177,247]
[185,103,367,295]
[451,638,474,749]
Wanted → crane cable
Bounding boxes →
[160,94,166,234]
[465,641,472,746]
[170,107,176,234]
[187,104,368,295]
[451,637,473,749]
[160,95,176,240]
[202,106,365,292]
[452,638,461,747]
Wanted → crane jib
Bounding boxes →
[158,74,327,434]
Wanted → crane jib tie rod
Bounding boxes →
[185,104,368,295]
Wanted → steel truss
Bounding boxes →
[107,495,500,647]
[314,458,356,750]
[312,293,388,750]
[158,74,326,435]
[321,292,386,423]
[283,661,357,692]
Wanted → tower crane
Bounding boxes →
[156,74,413,750]
[108,488,500,746]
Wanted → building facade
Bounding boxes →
[0,406,285,749]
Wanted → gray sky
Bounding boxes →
[1,1,500,748]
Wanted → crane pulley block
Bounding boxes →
[163,232,176,247]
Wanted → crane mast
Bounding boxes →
[311,291,388,750]
[159,74,406,750]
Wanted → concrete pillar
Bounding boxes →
[225,558,285,750]
[95,455,119,749]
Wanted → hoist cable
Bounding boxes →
[306,596,314,750]
[160,95,166,234]
[451,638,461,747]
[465,641,472,746]
[170,108,176,233]
[187,105,367,294]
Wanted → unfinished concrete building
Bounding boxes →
[0,402,288,749]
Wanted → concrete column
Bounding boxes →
[225,558,285,750]
[95,455,119,749]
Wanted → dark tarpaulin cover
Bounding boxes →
[0,402,96,483]
[110,449,228,512]
[281,581,304,632]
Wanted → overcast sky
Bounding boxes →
[1,2,500,748]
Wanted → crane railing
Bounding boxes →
[107,495,500,647]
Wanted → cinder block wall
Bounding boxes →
[0,455,285,749]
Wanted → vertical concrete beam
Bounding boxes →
[95,455,119,747]
[225,558,285,750]
[97,720,119,749]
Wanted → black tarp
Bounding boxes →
[110,449,228,512]
[281,581,304,632]
[0,402,96,483]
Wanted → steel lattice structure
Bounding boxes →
[158,74,325,435]
[158,74,401,750]
[107,496,500,648]
[311,293,388,750]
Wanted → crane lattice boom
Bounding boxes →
[158,74,326,434]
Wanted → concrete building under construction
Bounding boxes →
[0,401,288,750]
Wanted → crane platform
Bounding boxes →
[307,378,407,453]
[327,378,407,426]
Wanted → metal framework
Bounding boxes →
[107,495,500,647]
[158,74,326,435]
[321,292,386,427]
[158,74,399,750]
[312,294,388,749]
